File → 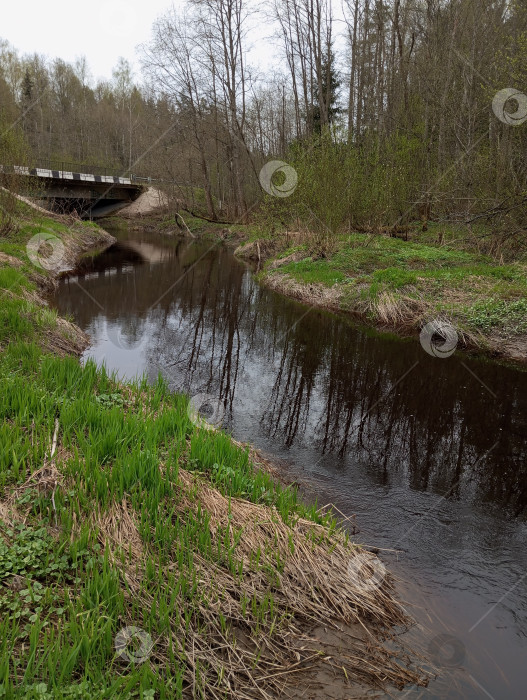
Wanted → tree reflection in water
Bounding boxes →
[55,236,527,519]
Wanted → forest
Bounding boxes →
[1,0,527,253]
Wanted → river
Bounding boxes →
[51,221,527,699]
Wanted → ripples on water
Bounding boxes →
[52,226,527,699]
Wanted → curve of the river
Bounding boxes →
[51,222,527,699]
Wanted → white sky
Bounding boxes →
[2,0,347,87]
[1,0,190,82]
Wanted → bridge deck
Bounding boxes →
[0,163,148,217]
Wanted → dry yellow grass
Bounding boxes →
[88,465,429,698]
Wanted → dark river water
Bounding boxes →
[51,222,527,699]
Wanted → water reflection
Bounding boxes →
[52,227,527,699]
[56,235,527,518]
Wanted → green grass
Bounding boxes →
[0,263,58,348]
[269,232,527,342]
[271,233,483,285]
[276,233,485,278]
[0,340,334,698]
[0,202,346,699]
[463,298,527,333]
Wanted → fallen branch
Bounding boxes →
[181,208,236,225]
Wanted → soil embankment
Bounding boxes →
[119,187,169,217]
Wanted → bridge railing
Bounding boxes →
[44,160,114,178]
[0,160,152,180]
[31,159,152,180]
[0,162,186,187]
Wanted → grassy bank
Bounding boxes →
[0,202,428,697]
[125,211,527,362]
[230,223,527,364]
[0,200,113,357]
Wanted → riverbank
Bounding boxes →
[0,203,428,697]
[240,230,527,365]
[139,211,527,365]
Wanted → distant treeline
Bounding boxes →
[2,1,527,236]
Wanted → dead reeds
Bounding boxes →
[96,465,428,698]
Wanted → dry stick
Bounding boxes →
[50,418,59,460]
[50,418,59,523]
[175,212,196,239]
[181,207,235,225]
[191,636,197,700]
[316,501,358,531]
[228,639,274,700]
[257,653,320,681]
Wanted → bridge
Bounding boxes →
[0,161,148,218]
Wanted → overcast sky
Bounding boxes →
[2,0,348,88]
[2,0,196,82]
